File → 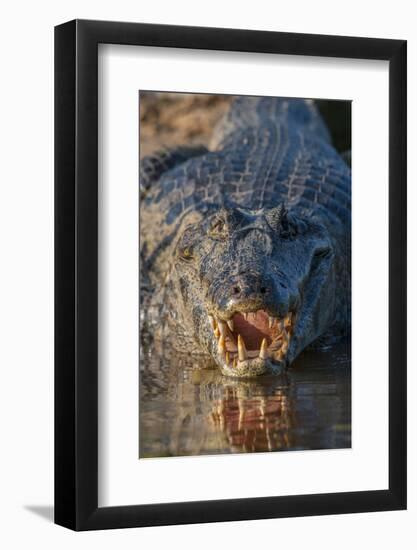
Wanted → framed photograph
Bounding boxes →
[55,19,406,530]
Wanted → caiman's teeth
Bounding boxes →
[237,334,247,361]
[281,330,290,354]
[259,338,268,359]
[218,335,226,357]
[209,315,217,330]
[275,349,285,361]
[218,320,228,338]
[210,308,295,369]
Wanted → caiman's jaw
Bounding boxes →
[208,309,295,377]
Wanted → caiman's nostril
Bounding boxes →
[233,285,241,295]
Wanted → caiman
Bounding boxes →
[140,97,351,377]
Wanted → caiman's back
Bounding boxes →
[140,97,350,284]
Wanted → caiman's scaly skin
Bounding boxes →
[140,97,351,377]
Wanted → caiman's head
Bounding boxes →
[172,204,336,377]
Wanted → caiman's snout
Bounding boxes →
[222,272,290,318]
[230,274,269,301]
[207,271,296,378]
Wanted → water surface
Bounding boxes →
[139,343,351,458]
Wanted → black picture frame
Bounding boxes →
[55,19,407,531]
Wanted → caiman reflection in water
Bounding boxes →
[139,343,350,457]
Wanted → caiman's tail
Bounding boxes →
[210,96,331,150]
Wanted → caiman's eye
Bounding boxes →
[310,245,333,272]
[177,225,196,262]
[179,246,193,261]
[209,217,227,238]
[314,246,332,260]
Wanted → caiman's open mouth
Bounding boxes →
[208,309,295,377]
